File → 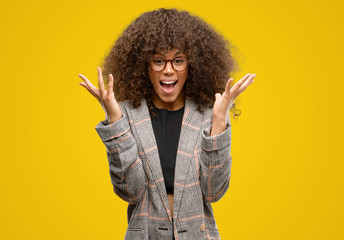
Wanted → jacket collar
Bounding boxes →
[130,98,203,220]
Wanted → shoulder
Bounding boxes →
[118,99,132,109]
[116,99,132,119]
[186,99,213,116]
[118,98,148,120]
[118,98,146,110]
[200,103,214,118]
[200,105,213,128]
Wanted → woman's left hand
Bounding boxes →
[213,73,256,120]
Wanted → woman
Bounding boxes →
[78,8,255,240]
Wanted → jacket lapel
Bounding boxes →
[129,99,172,219]
[173,99,204,219]
[129,98,204,221]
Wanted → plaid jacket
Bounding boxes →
[95,98,232,240]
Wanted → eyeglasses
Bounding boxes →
[149,56,189,72]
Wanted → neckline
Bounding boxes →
[152,102,185,112]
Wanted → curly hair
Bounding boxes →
[101,8,241,118]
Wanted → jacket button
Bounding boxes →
[200,223,205,231]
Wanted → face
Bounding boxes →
[148,47,189,110]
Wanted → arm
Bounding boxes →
[199,73,255,202]
[199,115,232,203]
[95,115,147,204]
[210,111,229,136]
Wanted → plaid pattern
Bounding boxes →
[95,98,232,240]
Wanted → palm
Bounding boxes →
[78,67,122,123]
[213,73,256,119]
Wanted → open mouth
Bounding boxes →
[159,80,177,94]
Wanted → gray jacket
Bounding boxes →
[95,98,232,240]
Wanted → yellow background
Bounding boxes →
[1,0,343,239]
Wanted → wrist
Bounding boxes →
[211,116,226,136]
[108,115,122,124]
[212,114,226,123]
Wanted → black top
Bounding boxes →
[150,103,185,194]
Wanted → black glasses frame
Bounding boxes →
[148,56,190,72]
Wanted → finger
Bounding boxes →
[233,74,256,99]
[229,73,251,93]
[79,82,100,101]
[236,73,252,86]
[230,73,254,95]
[215,93,221,102]
[80,84,100,101]
[107,73,114,97]
[97,67,106,98]
[224,78,233,95]
[239,74,255,90]
[78,74,101,98]
[221,78,234,106]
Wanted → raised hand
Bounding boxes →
[211,73,256,136]
[78,67,122,124]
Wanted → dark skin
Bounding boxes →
[78,57,256,217]
[78,66,256,134]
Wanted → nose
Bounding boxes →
[163,61,175,75]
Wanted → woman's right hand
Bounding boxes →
[78,67,122,124]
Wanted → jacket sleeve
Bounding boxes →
[199,116,232,203]
[95,115,147,204]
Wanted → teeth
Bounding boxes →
[160,81,176,84]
